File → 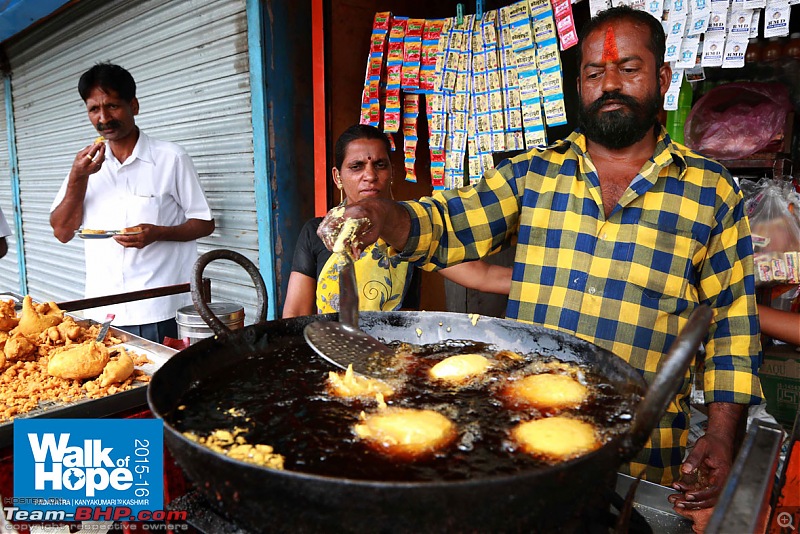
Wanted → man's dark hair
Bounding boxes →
[334,124,391,170]
[576,6,666,71]
[78,63,136,102]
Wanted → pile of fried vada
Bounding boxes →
[0,296,150,421]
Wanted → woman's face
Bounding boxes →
[333,138,392,204]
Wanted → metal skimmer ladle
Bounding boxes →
[304,235,397,379]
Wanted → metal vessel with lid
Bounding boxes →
[176,302,244,344]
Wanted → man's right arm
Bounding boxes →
[50,177,89,243]
[50,144,106,243]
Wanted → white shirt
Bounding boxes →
[51,130,212,325]
[0,207,11,238]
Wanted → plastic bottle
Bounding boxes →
[783,32,800,59]
[745,38,763,64]
[665,77,692,145]
[763,37,784,62]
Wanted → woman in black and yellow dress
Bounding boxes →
[283,124,509,318]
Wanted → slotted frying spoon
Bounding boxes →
[303,252,398,379]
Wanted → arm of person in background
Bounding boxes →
[757,303,800,345]
[50,142,107,242]
[283,218,328,318]
[112,218,215,249]
[438,262,512,294]
[283,272,316,318]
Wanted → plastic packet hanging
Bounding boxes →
[749,180,800,285]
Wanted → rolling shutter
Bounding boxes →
[4,0,265,323]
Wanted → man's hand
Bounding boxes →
[112,219,214,249]
[668,402,744,512]
[113,223,160,249]
[51,143,108,242]
[317,198,410,256]
[71,143,106,179]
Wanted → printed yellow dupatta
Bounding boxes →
[316,242,411,313]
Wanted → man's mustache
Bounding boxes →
[96,120,122,131]
[586,91,641,114]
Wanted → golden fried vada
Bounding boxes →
[503,373,588,411]
[47,341,109,380]
[511,417,600,461]
[429,353,491,383]
[354,408,456,459]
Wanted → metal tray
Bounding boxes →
[0,326,175,449]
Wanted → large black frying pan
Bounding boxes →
[147,250,711,533]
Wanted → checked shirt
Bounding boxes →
[397,127,763,485]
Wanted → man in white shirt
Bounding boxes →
[50,63,215,343]
[0,206,11,259]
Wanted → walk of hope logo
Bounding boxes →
[29,433,133,496]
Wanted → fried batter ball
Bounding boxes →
[0,300,19,332]
[47,341,109,380]
[503,373,588,412]
[429,353,491,383]
[511,417,600,461]
[4,332,37,361]
[354,407,457,459]
[99,351,135,387]
[327,364,394,398]
[14,296,63,336]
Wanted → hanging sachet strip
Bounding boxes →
[483,10,506,159]
[403,94,420,182]
[498,6,525,152]
[420,19,446,93]
[402,19,425,92]
[445,14,474,190]
[384,16,406,134]
[508,1,546,149]
[360,12,391,127]
[532,4,567,129]
[470,14,489,180]
[551,0,579,50]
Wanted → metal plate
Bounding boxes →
[0,325,175,448]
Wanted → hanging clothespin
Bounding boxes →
[457,3,464,25]
[476,0,484,19]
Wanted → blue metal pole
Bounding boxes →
[246,0,276,319]
[4,74,27,295]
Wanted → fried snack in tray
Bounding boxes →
[0,297,152,422]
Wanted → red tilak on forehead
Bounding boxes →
[601,26,619,62]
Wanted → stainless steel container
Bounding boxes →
[176,302,244,344]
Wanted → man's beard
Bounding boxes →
[577,90,662,149]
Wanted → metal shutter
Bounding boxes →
[4,0,265,323]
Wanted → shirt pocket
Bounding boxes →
[127,194,161,226]
[627,213,700,304]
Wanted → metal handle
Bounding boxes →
[338,253,359,328]
[622,304,713,459]
[191,249,268,337]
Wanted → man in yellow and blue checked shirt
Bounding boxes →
[319,4,762,523]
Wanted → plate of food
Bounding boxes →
[77,226,143,239]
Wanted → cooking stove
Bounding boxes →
[167,473,692,534]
